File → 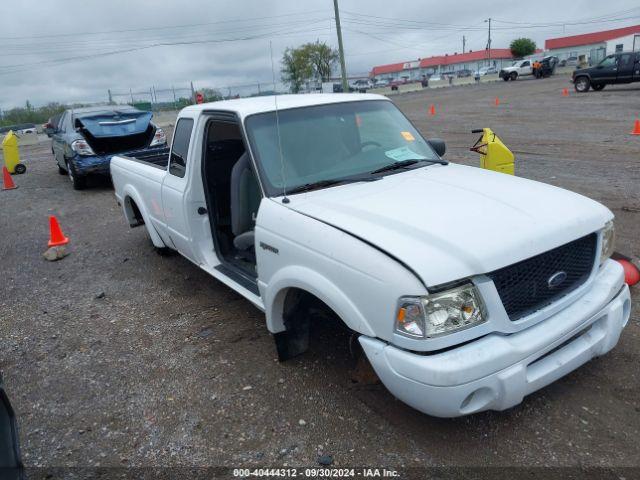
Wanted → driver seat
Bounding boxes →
[230,153,261,251]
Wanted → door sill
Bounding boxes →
[214,264,259,296]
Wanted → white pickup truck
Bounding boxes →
[499,59,534,81]
[110,93,631,417]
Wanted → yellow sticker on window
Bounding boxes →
[401,131,415,141]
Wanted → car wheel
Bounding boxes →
[58,165,66,175]
[65,160,86,190]
[592,83,605,91]
[502,76,509,81]
[14,163,26,174]
[574,76,590,92]
[509,72,517,81]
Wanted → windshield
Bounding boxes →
[245,100,439,196]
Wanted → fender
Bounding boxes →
[121,184,172,249]
[262,264,377,338]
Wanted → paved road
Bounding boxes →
[0,74,638,472]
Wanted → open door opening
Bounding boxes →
[202,116,261,281]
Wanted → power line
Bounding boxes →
[0,10,331,41]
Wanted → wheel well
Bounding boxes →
[274,288,345,361]
[124,196,145,227]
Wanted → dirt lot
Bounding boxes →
[1,74,639,475]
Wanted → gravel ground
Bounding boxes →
[0,73,638,475]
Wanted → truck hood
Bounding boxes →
[285,163,610,287]
[501,66,519,72]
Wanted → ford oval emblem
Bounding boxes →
[547,271,567,289]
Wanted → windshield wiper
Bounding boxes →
[286,175,378,195]
[370,158,448,175]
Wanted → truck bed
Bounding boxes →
[117,146,169,169]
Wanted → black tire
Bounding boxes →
[154,246,174,256]
[574,76,590,92]
[509,72,517,81]
[14,163,26,174]
[58,165,66,175]
[592,83,605,91]
[65,160,86,190]
[502,76,509,81]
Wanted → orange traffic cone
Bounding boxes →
[562,88,569,96]
[428,104,436,116]
[494,97,500,106]
[2,166,17,190]
[631,119,640,135]
[48,215,69,247]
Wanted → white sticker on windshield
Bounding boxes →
[385,146,427,161]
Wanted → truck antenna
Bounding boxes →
[270,41,289,204]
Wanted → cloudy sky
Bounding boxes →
[1,0,638,109]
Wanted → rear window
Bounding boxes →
[169,118,194,178]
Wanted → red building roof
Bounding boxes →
[545,25,640,50]
[371,49,513,76]
[419,49,513,68]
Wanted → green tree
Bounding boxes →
[510,38,537,58]
[281,46,313,93]
[305,40,339,82]
[282,41,338,92]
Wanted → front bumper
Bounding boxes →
[360,260,631,417]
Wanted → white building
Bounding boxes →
[545,24,640,64]
[370,49,514,82]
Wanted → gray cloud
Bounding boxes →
[0,0,638,109]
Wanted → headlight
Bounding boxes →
[70,139,95,156]
[600,220,615,264]
[395,283,487,338]
[150,128,166,147]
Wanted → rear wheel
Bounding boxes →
[502,76,509,81]
[509,72,517,81]
[66,160,86,190]
[574,76,590,92]
[58,165,66,175]
[592,83,605,91]
[14,163,26,174]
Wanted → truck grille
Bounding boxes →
[487,233,597,320]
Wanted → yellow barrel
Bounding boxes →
[471,128,515,175]
[2,131,24,174]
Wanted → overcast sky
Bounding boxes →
[1,0,638,109]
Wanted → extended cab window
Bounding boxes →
[169,118,193,177]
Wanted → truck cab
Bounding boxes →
[573,51,640,92]
[110,94,631,417]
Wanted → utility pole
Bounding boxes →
[333,0,349,93]
[485,18,492,66]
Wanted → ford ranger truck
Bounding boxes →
[110,94,631,417]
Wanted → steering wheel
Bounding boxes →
[361,141,382,150]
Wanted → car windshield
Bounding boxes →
[245,100,439,196]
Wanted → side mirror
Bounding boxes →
[428,138,446,157]
[43,126,57,137]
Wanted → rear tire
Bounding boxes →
[66,160,86,190]
[509,72,517,81]
[14,163,26,174]
[592,83,605,91]
[574,76,590,92]
[58,165,66,175]
[154,246,174,256]
[502,76,509,81]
